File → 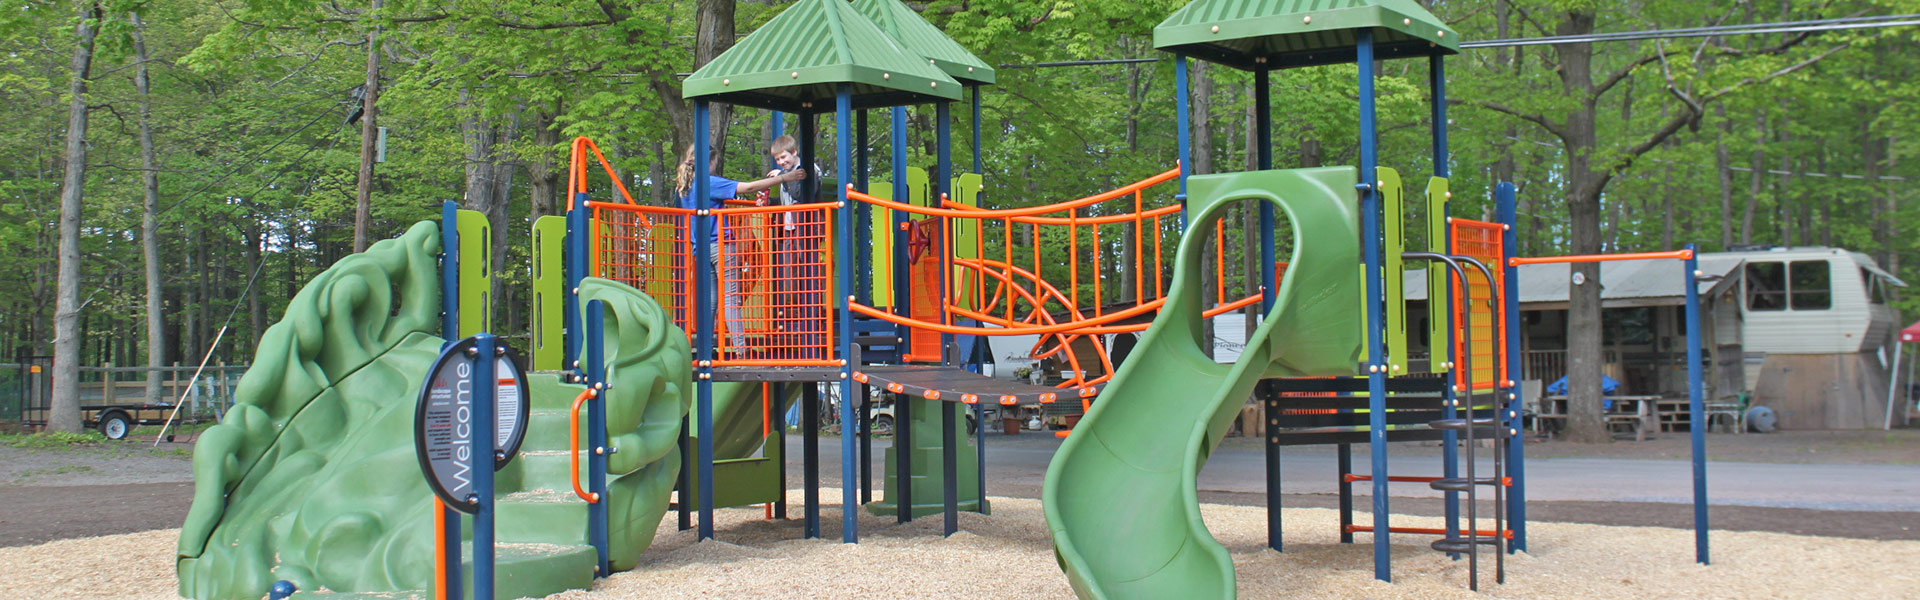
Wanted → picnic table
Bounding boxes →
[1534,394,1664,441]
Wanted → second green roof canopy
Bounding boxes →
[685,0,962,113]
[1155,0,1460,71]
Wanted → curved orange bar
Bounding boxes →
[1508,249,1692,267]
[1067,293,1264,335]
[570,389,599,504]
[847,166,1178,219]
[851,299,1164,335]
[942,202,1181,225]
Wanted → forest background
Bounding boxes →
[4,0,1917,441]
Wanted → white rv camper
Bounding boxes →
[1704,247,1907,429]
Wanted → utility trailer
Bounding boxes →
[14,358,237,440]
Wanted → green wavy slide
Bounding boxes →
[1043,167,1364,599]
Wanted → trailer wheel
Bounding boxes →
[99,412,132,440]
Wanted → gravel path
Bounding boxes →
[4,493,1917,599]
[0,446,194,487]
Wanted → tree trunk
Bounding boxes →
[49,1,101,434]
[1192,61,1214,359]
[353,0,384,253]
[1243,81,1260,341]
[1740,109,1765,244]
[1553,11,1611,444]
[528,105,560,219]
[696,0,736,170]
[131,11,169,405]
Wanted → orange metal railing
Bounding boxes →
[712,203,837,366]
[1450,218,1507,391]
[570,388,600,504]
[588,201,695,334]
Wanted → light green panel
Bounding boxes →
[868,167,931,310]
[1425,177,1451,373]
[456,209,492,337]
[949,173,983,312]
[1381,168,1408,374]
[530,216,567,371]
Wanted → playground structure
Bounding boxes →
[172,1,1724,599]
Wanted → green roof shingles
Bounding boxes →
[685,0,962,112]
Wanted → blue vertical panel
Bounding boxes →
[1357,31,1392,583]
[586,301,610,576]
[565,201,588,376]
[835,86,860,544]
[891,108,911,332]
[970,85,983,174]
[1497,182,1526,552]
[1430,56,1450,178]
[1684,244,1709,564]
[857,111,873,305]
[473,334,498,600]
[1175,57,1191,229]
[436,201,462,600]
[936,102,954,364]
[441,202,460,343]
[692,101,717,541]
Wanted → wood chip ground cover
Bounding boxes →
[2,492,1914,599]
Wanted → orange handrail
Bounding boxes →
[584,200,694,215]
[942,202,1181,225]
[1508,249,1692,266]
[568,137,641,210]
[1068,292,1264,335]
[570,389,600,504]
[845,166,1177,219]
[851,298,1164,335]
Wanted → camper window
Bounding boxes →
[1790,260,1832,310]
[1864,268,1891,305]
[1746,261,1787,311]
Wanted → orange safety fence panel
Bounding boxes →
[714,203,837,366]
[590,202,694,336]
[1449,218,1507,390]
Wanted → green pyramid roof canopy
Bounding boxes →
[684,0,962,113]
[1154,0,1460,71]
[852,0,994,86]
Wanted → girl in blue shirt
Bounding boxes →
[673,144,806,352]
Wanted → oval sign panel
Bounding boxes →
[414,336,530,514]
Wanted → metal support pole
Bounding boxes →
[1684,244,1710,564]
[891,107,911,332]
[692,101,718,541]
[860,382,873,504]
[1262,382,1281,551]
[1497,182,1526,552]
[676,421,690,530]
[1255,68,1275,314]
[803,383,820,537]
[835,86,860,543]
[895,391,913,523]
[1174,57,1192,229]
[564,199,587,374]
[1430,55,1450,178]
[473,334,498,600]
[1337,443,1353,544]
[857,110,873,305]
[970,85,983,174]
[585,302,610,577]
[436,201,462,600]
[935,101,955,363]
[973,402,987,508]
[942,400,959,536]
[1357,31,1392,583]
[772,382,787,520]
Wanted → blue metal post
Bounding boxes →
[473,333,498,600]
[1357,31,1392,582]
[1175,56,1191,228]
[970,85,983,174]
[857,111,873,305]
[692,101,717,540]
[1254,67,1283,553]
[891,107,911,325]
[835,86,860,543]
[1431,53,1461,554]
[936,101,954,364]
[771,112,785,171]
[565,198,588,376]
[586,301,611,576]
[1497,182,1526,552]
[1684,244,1709,564]
[436,201,462,600]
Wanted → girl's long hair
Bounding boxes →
[672,144,696,199]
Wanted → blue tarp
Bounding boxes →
[1547,375,1622,410]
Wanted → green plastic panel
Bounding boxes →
[1381,168,1407,373]
[868,167,931,309]
[867,397,988,517]
[949,173,983,312]
[456,209,492,337]
[682,0,960,112]
[531,216,567,371]
[1043,167,1361,599]
[1425,176,1450,373]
